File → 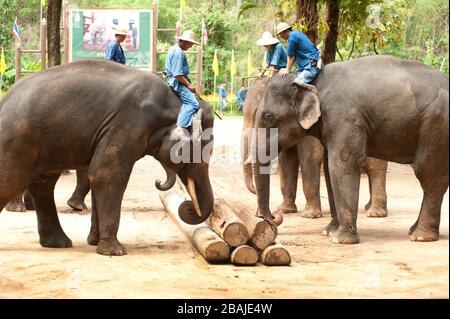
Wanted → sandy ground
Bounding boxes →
[0,119,448,299]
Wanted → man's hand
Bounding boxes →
[279,68,289,77]
[188,85,196,94]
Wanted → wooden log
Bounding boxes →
[208,199,249,247]
[230,245,258,266]
[259,244,291,266]
[159,190,230,263]
[230,204,278,251]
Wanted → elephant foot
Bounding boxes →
[366,207,388,218]
[5,199,26,213]
[300,202,322,219]
[24,196,35,211]
[409,224,439,242]
[322,219,339,236]
[329,224,360,244]
[40,233,73,248]
[256,210,284,226]
[275,200,297,214]
[67,195,88,211]
[87,230,99,246]
[96,238,127,256]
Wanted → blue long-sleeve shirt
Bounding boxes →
[165,45,191,92]
[286,30,320,72]
[266,43,287,68]
[104,40,126,64]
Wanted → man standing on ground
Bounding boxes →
[218,83,227,116]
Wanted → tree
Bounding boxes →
[296,0,319,44]
[322,0,339,64]
[47,0,62,67]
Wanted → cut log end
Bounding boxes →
[231,245,258,266]
[251,221,278,250]
[205,241,231,263]
[259,244,291,266]
[223,222,249,247]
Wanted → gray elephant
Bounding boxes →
[0,60,215,255]
[242,77,389,219]
[251,55,448,243]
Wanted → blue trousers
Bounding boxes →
[294,59,322,84]
[176,85,200,128]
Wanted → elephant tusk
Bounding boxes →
[187,177,202,217]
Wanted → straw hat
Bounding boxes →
[114,27,128,36]
[256,31,279,46]
[176,30,200,45]
[275,22,292,35]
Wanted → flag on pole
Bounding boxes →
[212,49,219,76]
[247,50,253,77]
[181,0,187,9]
[201,19,208,45]
[41,0,47,7]
[230,50,237,77]
[0,49,6,75]
[12,17,21,41]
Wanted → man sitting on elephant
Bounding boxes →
[276,22,322,85]
[165,30,201,142]
[256,31,287,77]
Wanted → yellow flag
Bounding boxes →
[247,50,253,77]
[41,0,47,7]
[230,50,237,77]
[212,49,219,76]
[0,48,6,75]
[181,0,186,9]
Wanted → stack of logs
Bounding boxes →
[159,185,291,266]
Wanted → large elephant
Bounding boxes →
[241,77,389,219]
[251,55,448,244]
[0,60,215,256]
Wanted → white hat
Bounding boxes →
[114,27,128,36]
[276,22,292,35]
[256,31,279,46]
[176,30,200,45]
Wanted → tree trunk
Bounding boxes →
[47,0,62,67]
[296,0,319,45]
[322,0,340,64]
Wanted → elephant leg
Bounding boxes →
[297,136,323,219]
[409,152,448,242]
[27,173,72,248]
[326,128,366,244]
[322,149,339,236]
[88,151,134,256]
[365,158,388,218]
[275,147,298,214]
[24,189,35,210]
[5,195,26,212]
[67,168,90,211]
[87,190,99,246]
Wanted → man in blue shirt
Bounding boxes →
[165,30,200,140]
[218,83,227,116]
[276,22,322,85]
[104,27,127,64]
[236,85,248,112]
[256,31,287,77]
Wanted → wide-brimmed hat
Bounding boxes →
[114,27,128,36]
[176,30,200,45]
[276,22,292,35]
[256,31,279,46]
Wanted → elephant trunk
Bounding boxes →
[155,164,177,191]
[241,129,256,194]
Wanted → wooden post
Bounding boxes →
[152,0,158,72]
[208,198,249,247]
[259,244,291,266]
[231,204,277,251]
[160,190,230,263]
[195,39,203,93]
[15,41,21,81]
[40,19,47,70]
[63,0,70,64]
[231,245,258,266]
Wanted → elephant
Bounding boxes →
[0,60,215,256]
[251,55,448,244]
[5,168,90,212]
[241,77,389,219]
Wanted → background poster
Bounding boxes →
[70,9,152,68]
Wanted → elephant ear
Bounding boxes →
[291,82,321,130]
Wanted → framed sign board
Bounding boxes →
[69,8,153,69]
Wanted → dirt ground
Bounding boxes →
[0,119,448,299]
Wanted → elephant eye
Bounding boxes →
[264,112,277,126]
